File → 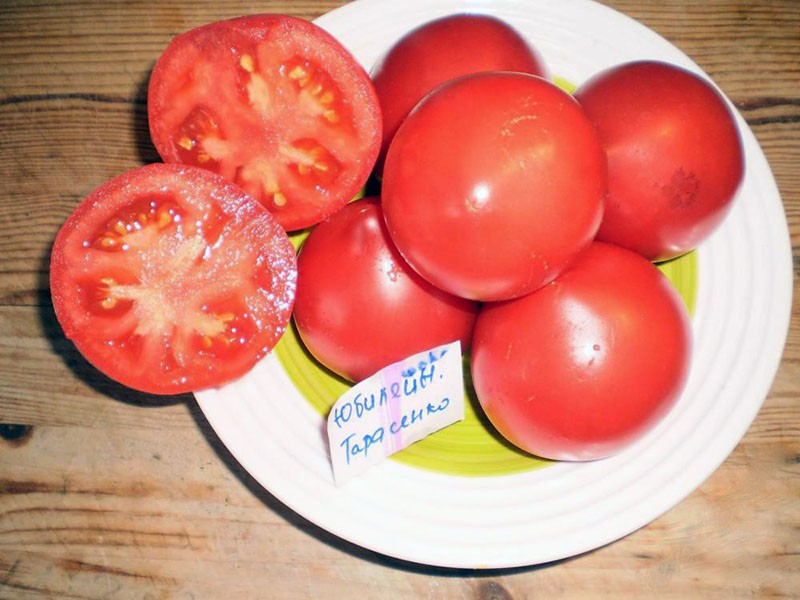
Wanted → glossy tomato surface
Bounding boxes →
[293,198,478,382]
[575,60,744,261]
[382,71,606,302]
[470,242,692,461]
[371,13,546,174]
[148,14,381,232]
[50,164,297,395]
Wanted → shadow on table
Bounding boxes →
[35,60,183,408]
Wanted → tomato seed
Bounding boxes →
[288,64,309,85]
[239,54,255,73]
[98,236,118,250]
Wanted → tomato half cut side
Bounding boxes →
[147,14,382,232]
[50,163,297,395]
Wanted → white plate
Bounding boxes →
[195,0,793,568]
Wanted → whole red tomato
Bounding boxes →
[371,13,547,174]
[575,60,744,261]
[382,71,605,302]
[470,242,692,461]
[293,198,478,382]
[148,14,381,232]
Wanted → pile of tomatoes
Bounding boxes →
[50,12,744,461]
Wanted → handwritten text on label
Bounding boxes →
[327,341,464,485]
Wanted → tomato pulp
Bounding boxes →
[148,14,382,231]
[50,164,297,395]
[293,198,478,382]
[371,13,547,175]
[575,60,744,261]
[382,71,606,302]
[470,242,692,461]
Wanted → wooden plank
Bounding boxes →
[0,425,797,597]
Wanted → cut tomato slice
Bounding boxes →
[50,163,297,395]
[147,14,382,231]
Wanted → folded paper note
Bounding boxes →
[327,341,465,485]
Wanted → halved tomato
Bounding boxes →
[147,14,382,231]
[50,163,297,395]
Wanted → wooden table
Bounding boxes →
[1,0,797,597]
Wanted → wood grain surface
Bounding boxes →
[1,0,798,597]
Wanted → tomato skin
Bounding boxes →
[574,60,744,261]
[50,163,297,395]
[148,14,381,232]
[470,242,692,461]
[382,71,606,302]
[371,13,547,175]
[293,198,478,382]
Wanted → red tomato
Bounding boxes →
[574,60,744,261]
[470,242,692,461]
[382,71,606,302]
[372,13,547,174]
[293,198,478,382]
[50,163,297,395]
[148,14,382,232]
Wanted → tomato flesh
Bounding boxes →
[50,164,297,395]
[148,15,382,231]
[175,107,224,172]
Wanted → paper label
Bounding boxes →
[327,341,465,486]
